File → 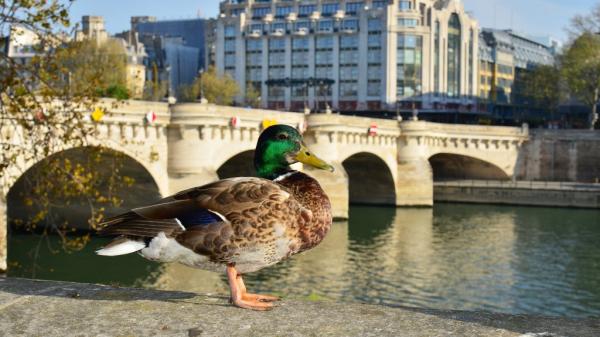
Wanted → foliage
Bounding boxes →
[521,65,565,112]
[176,66,240,105]
[245,82,261,108]
[568,3,600,39]
[9,147,136,250]
[59,38,129,98]
[142,62,167,101]
[561,33,600,129]
[0,1,134,255]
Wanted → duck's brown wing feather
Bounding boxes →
[97,177,302,258]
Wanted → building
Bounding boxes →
[477,29,555,124]
[131,16,208,90]
[215,0,479,114]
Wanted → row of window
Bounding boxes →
[243,18,382,35]
[248,2,376,19]
[239,33,383,53]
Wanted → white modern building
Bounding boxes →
[215,0,479,113]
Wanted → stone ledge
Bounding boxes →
[0,277,598,337]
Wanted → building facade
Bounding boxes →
[131,16,207,92]
[477,29,555,123]
[215,0,479,113]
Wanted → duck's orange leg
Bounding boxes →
[236,273,280,302]
[226,264,276,311]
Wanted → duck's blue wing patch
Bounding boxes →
[176,209,224,229]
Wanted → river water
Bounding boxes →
[8,204,600,318]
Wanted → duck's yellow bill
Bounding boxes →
[295,143,335,172]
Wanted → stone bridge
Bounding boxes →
[0,100,528,270]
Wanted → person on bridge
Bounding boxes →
[95,125,335,311]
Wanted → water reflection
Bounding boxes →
[8,204,600,318]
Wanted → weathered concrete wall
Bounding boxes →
[1,278,599,337]
[516,129,600,183]
[434,181,600,208]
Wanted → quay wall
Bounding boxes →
[434,180,600,209]
[515,129,600,183]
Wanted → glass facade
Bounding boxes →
[447,13,461,98]
[397,34,422,98]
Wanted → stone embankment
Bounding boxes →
[0,278,598,336]
[434,180,600,208]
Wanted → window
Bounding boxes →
[399,1,412,11]
[292,51,309,64]
[276,6,292,18]
[368,19,382,32]
[225,54,236,67]
[340,50,359,64]
[318,20,333,31]
[341,19,359,31]
[292,66,309,79]
[315,65,333,79]
[268,67,285,79]
[315,50,333,64]
[367,81,381,96]
[340,35,359,49]
[246,53,262,66]
[299,5,317,17]
[322,3,339,16]
[397,34,423,99]
[295,21,310,30]
[346,2,363,14]
[269,52,285,66]
[447,13,461,98]
[372,1,387,9]
[224,40,236,52]
[246,39,262,52]
[230,8,245,16]
[434,20,440,94]
[368,34,381,47]
[246,68,262,81]
[368,66,381,79]
[269,38,285,51]
[368,49,381,63]
[271,22,285,32]
[398,18,418,27]
[316,36,334,49]
[252,7,271,19]
[292,37,309,50]
[340,82,358,97]
[224,25,236,37]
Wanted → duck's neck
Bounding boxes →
[254,155,293,180]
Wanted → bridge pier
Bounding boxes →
[305,163,349,220]
[395,158,434,206]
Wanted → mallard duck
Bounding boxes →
[96,124,334,310]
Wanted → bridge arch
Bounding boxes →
[6,146,163,231]
[216,150,256,179]
[428,153,510,181]
[342,152,397,206]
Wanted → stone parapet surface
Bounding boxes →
[0,277,598,337]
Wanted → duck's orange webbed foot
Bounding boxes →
[226,264,277,311]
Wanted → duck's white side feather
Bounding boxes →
[96,240,146,256]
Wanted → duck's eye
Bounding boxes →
[277,133,288,140]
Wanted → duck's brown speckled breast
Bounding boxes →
[276,171,332,252]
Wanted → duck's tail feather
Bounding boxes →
[96,236,146,256]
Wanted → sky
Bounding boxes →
[67,0,597,43]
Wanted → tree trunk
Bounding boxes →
[591,88,599,130]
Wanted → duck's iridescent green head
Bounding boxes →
[254,124,334,179]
